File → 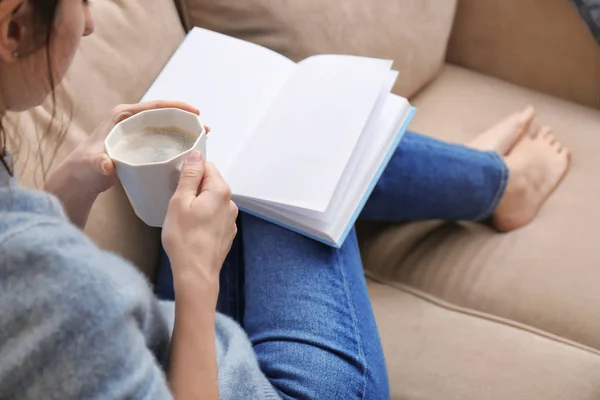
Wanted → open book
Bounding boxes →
[142,27,416,247]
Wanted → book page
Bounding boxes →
[142,27,295,174]
[329,98,410,228]
[321,72,402,216]
[235,95,411,245]
[248,70,399,218]
[227,55,393,211]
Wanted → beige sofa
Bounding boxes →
[12,0,600,398]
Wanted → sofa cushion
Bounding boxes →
[176,0,457,98]
[9,0,185,278]
[368,280,600,400]
[447,0,600,109]
[359,64,600,351]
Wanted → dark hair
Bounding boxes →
[0,0,61,178]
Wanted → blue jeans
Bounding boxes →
[155,131,508,400]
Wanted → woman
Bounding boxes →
[0,1,569,399]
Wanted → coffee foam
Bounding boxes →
[111,126,197,165]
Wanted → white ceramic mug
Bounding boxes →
[105,108,207,227]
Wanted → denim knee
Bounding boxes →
[255,340,389,400]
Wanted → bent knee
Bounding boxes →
[255,341,389,400]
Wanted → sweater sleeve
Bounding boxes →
[0,218,174,400]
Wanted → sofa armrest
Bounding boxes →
[447,0,600,109]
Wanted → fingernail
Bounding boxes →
[100,160,109,175]
[187,151,203,163]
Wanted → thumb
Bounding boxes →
[175,151,205,200]
[99,154,115,177]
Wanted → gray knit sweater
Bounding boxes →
[0,171,279,399]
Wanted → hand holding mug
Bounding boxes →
[46,101,201,229]
[162,151,238,300]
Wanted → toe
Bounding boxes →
[519,105,535,123]
[516,106,535,131]
[553,142,564,154]
[541,126,553,140]
[504,112,522,128]
[527,123,539,138]
[534,126,551,140]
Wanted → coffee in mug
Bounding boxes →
[110,126,197,164]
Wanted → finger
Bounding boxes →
[99,154,116,176]
[175,151,205,201]
[231,222,238,240]
[200,162,230,196]
[113,111,134,125]
[114,101,200,120]
[90,113,132,142]
[204,124,211,134]
[230,200,239,220]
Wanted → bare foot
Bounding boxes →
[492,126,571,232]
[467,105,535,155]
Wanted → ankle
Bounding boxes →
[492,166,528,231]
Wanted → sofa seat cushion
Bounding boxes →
[176,0,457,98]
[368,279,600,400]
[360,64,600,351]
[9,0,185,278]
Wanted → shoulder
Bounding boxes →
[0,212,174,399]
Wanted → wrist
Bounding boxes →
[46,156,97,198]
[173,267,220,306]
[46,157,99,229]
[47,165,97,203]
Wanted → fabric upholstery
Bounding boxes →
[9,0,185,278]
[573,0,600,45]
[447,0,600,109]
[360,65,600,351]
[176,0,457,98]
[368,280,600,400]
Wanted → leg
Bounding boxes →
[362,106,571,231]
[361,130,509,221]
[361,107,536,221]
[238,213,388,400]
[155,216,388,400]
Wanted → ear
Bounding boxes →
[0,0,25,63]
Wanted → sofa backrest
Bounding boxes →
[448,0,600,109]
[175,0,458,99]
